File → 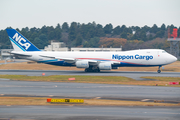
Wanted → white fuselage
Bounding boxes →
[12,49,177,67]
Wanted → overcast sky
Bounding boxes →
[0,0,180,30]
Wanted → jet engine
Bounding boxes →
[98,62,112,70]
[76,61,89,68]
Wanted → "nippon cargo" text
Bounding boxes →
[112,54,153,60]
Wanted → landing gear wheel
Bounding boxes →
[94,69,100,72]
[157,70,161,73]
[85,68,100,72]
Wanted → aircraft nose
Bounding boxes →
[170,55,177,62]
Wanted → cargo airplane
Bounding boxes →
[6,29,177,73]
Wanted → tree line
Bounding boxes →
[0,22,179,51]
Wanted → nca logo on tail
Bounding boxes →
[13,33,31,50]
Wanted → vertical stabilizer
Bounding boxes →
[6,29,40,51]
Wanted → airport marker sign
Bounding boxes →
[47,98,84,103]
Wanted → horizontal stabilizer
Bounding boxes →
[11,52,32,57]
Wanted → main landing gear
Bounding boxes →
[157,66,161,73]
[85,67,100,72]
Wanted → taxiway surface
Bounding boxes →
[1,70,180,80]
[0,80,180,101]
[0,70,180,120]
[1,106,180,120]
[0,69,180,101]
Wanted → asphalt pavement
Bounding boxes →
[0,69,180,120]
[0,106,180,120]
[0,80,180,102]
[1,70,180,80]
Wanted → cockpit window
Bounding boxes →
[162,51,167,53]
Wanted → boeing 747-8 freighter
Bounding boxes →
[6,29,177,73]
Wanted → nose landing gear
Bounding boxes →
[157,66,161,73]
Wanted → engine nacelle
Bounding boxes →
[98,62,112,70]
[76,61,89,68]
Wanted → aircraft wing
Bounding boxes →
[40,55,120,65]
[40,55,75,63]
[40,55,99,64]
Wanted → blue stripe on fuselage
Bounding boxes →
[38,59,157,67]
[38,59,74,66]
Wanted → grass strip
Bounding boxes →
[141,76,180,87]
[0,97,179,106]
[141,76,180,82]
[0,75,180,87]
[0,75,134,84]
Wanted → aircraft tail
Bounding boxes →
[6,29,40,51]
